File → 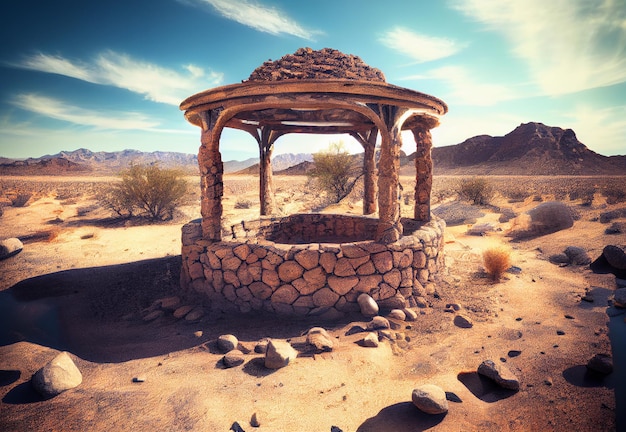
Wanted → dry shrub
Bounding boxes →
[482,246,512,282]
[11,193,32,207]
[234,199,253,209]
[601,183,626,204]
[457,177,493,205]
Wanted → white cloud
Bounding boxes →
[12,93,160,130]
[450,0,626,95]
[563,105,626,155]
[16,51,223,105]
[183,0,319,40]
[379,27,463,63]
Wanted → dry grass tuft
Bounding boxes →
[482,246,512,282]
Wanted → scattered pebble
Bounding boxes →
[223,350,245,368]
[556,330,565,336]
[367,316,390,330]
[453,314,473,329]
[362,332,379,348]
[507,350,522,358]
[132,375,146,383]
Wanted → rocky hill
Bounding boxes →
[417,122,626,175]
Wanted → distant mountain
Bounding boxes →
[402,122,626,175]
[229,153,313,174]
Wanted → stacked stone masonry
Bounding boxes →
[181,214,445,317]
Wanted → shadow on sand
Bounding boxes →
[457,372,517,403]
[0,255,337,364]
[356,402,446,432]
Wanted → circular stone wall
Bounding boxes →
[180,215,446,318]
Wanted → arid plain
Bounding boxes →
[1,173,625,431]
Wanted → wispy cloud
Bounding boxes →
[181,0,319,40]
[15,51,223,105]
[12,93,160,130]
[563,104,626,155]
[379,27,464,63]
[450,0,626,95]
[400,65,527,106]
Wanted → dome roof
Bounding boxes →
[247,47,386,82]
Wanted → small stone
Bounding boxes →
[564,246,591,265]
[544,378,553,386]
[453,314,473,329]
[306,327,334,352]
[403,308,418,321]
[254,339,270,354]
[586,354,613,375]
[0,237,23,260]
[184,306,205,321]
[143,310,163,322]
[445,392,463,403]
[367,316,390,330]
[387,309,406,321]
[223,350,245,368]
[564,314,575,320]
[357,293,379,317]
[264,339,297,369]
[411,384,449,414]
[194,331,203,338]
[362,332,379,347]
[556,330,565,336]
[445,303,461,311]
[173,305,194,319]
[31,352,83,398]
[507,350,522,358]
[477,359,520,390]
[132,375,146,383]
[250,412,261,428]
[218,334,239,353]
[613,288,626,308]
[230,421,245,432]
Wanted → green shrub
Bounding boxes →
[308,142,360,203]
[457,177,494,205]
[101,164,188,221]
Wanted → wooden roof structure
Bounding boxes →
[180,48,447,244]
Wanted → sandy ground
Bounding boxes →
[0,175,624,431]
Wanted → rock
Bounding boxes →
[387,309,406,321]
[453,315,473,329]
[403,308,418,321]
[477,360,520,390]
[467,222,497,236]
[143,310,163,322]
[264,339,297,369]
[230,421,246,432]
[306,327,334,352]
[367,316,390,330]
[590,249,626,279]
[605,222,626,234]
[604,245,626,270]
[616,278,626,289]
[0,237,23,260]
[357,293,379,317]
[362,332,379,347]
[194,330,203,338]
[345,325,366,336]
[184,306,205,321]
[549,253,570,265]
[217,334,239,353]
[507,350,522,358]
[433,202,484,226]
[132,375,146,383]
[411,384,449,414]
[31,351,82,398]
[508,201,574,240]
[613,288,626,308]
[173,305,194,319]
[564,246,591,265]
[254,338,270,354]
[250,412,261,428]
[586,354,613,375]
[158,296,181,310]
[223,350,245,368]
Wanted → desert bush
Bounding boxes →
[503,188,528,203]
[308,142,361,203]
[601,183,626,204]
[101,164,188,221]
[234,199,253,209]
[457,177,494,205]
[482,246,511,282]
[11,193,32,207]
[568,186,596,206]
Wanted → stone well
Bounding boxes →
[179,48,448,318]
[180,214,445,318]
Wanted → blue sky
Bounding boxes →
[1,0,625,161]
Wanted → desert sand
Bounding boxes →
[0,174,624,431]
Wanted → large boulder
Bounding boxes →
[31,351,82,398]
[477,359,520,390]
[508,201,574,240]
[590,245,626,279]
[0,237,23,260]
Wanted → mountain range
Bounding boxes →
[0,122,624,176]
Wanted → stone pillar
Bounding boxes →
[376,106,404,243]
[198,109,223,242]
[411,126,433,221]
[352,128,378,215]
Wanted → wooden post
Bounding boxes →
[198,109,223,242]
[351,128,378,215]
